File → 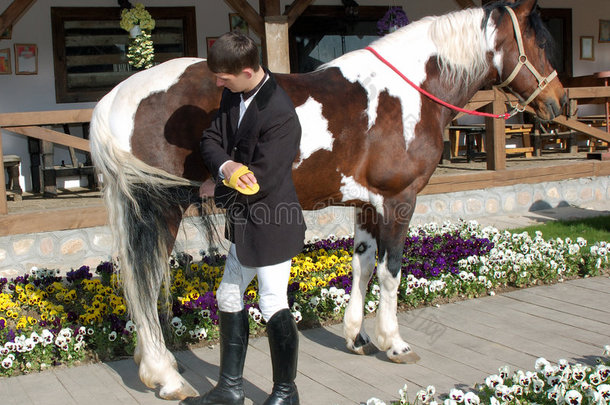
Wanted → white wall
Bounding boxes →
[0,0,607,190]
[539,0,610,76]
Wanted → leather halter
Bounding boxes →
[497,6,558,113]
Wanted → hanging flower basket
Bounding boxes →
[120,3,155,69]
[377,7,409,35]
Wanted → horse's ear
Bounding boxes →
[514,0,538,15]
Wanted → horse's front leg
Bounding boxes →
[344,208,378,355]
[375,198,420,363]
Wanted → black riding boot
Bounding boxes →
[263,309,299,405]
[181,309,249,405]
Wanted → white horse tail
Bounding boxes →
[89,94,202,398]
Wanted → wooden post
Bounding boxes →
[484,87,506,170]
[264,16,290,73]
[42,139,57,197]
[0,129,8,215]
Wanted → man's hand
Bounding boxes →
[222,161,258,190]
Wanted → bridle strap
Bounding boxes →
[497,6,558,112]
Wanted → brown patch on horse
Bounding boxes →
[277,68,370,209]
[131,61,222,182]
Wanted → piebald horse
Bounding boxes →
[90,0,566,399]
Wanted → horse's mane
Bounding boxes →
[427,8,490,85]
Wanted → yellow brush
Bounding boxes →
[222,165,260,195]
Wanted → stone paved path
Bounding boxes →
[1,276,609,405]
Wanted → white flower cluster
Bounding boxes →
[1,327,87,370]
[28,266,61,279]
[404,274,449,297]
[325,286,350,315]
[308,286,350,315]
[366,345,610,405]
[169,316,206,339]
[365,284,381,313]
[590,242,610,269]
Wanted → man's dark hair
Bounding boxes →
[207,31,260,74]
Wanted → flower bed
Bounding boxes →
[0,220,608,377]
[366,345,610,405]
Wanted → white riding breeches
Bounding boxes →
[216,244,292,321]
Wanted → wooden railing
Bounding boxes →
[0,109,93,215]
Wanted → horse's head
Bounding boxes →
[490,0,566,121]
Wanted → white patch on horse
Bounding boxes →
[294,97,334,168]
[325,21,434,149]
[325,8,492,151]
[101,57,203,152]
[339,175,384,215]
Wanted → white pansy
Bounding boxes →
[485,375,503,389]
[1,357,13,369]
[170,317,182,328]
[565,389,583,405]
[108,331,118,341]
[309,296,320,308]
[125,320,136,333]
[597,384,610,401]
[463,392,480,405]
[449,389,464,402]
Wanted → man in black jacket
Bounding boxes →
[184,31,305,405]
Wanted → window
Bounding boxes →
[51,7,197,103]
[289,6,389,73]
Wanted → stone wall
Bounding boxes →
[1,175,608,278]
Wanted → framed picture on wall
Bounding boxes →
[580,36,594,60]
[229,13,248,35]
[14,43,37,74]
[206,37,218,54]
[600,20,610,43]
[0,48,11,74]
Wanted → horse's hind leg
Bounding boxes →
[344,207,379,355]
[121,193,198,400]
[375,197,420,364]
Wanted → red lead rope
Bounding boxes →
[364,46,511,120]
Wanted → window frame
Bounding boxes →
[51,7,198,103]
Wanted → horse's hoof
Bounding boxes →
[160,382,199,400]
[347,332,379,355]
[388,349,421,364]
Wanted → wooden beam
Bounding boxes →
[552,115,610,144]
[0,109,93,127]
[566,86,610,100]
[284,0,316,27]
[260,0,280,17]
[0,0,36,34]
[4,126,91,152]
[0,206,107,236]
[454,0,475,9]
[224,0,264,36]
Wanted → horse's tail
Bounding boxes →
[90,95,201,337]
